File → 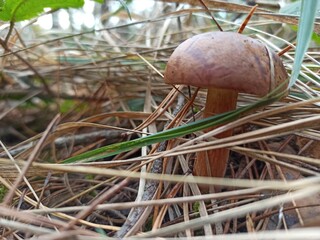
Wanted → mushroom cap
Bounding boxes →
[164,32,288,96]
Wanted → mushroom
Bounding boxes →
[164,32,288,183]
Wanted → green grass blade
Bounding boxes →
[289,0,319,88]
[63,89,286,164]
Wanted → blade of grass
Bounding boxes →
[289,0,318,88]
[63,88,287,164]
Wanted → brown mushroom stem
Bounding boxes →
[193,88,238,180]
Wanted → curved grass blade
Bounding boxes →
[63,89,287,164]
[289,0,319,88]
[117,0,132,21]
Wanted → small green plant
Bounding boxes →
[192,201,200,214]
[0,185,7,202]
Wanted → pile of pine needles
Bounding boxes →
[0,0,319,239]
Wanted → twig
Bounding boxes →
[198,0,223,31]
[4,21,15,45]
[115,94,186,238]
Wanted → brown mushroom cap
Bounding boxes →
[164,32,288,96]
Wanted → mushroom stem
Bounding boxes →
[193,88,238,181]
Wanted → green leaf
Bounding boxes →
[311,32,320,45]
[289,0,319,88]
[0,0,84,22]
[0,0,4,10]
[92,0,104,3]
